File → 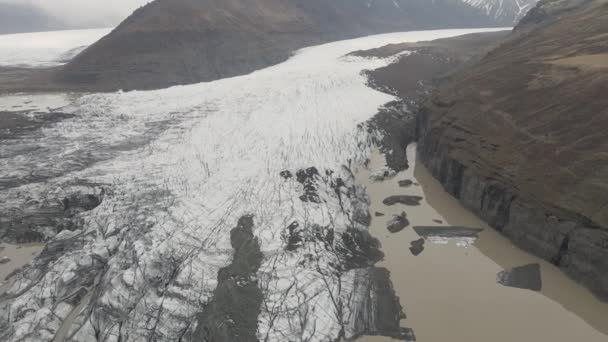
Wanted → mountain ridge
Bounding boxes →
[417,0,608,300]
[463,0,538,23]
[57,0,530,91]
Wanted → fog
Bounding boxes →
[0,0,152,27]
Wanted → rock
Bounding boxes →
[416,0,608,300]
[296,167,321,203]
[375,212,385,217]
[0,256,10,264]
[398,179,414,187]
[279,170,292,179]
[368,103,413,172]
[433,219,443,224]
[560,228,608,300]
[370,167,397,182]
[284,221,303,251]
[337,228,384,270]
[497,263,542,292]
[383,195,423,206]
[387,212,410,233]
[63,193,103,217]
[409,238,425,256]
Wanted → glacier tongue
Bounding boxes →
[0,29,501,341]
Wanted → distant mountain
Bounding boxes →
[461,0,539,24]
[0,2,133,35]
[58,0,528,91]
[0,3,67,34]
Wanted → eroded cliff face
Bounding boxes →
[417,0,608,300]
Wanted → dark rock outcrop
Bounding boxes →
[387,212,410,233]
[63,193,103,217]
[296,167,321,203]
[409,239,425,256]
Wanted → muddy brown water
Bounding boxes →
[357,144,608,342]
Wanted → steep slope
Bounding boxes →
[58,0,508,91]
[417,0,608,300]
[462,0,539,24]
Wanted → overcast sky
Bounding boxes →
[1,0,152,27]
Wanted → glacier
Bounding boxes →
[0,28,112,68]
[0,28,505,341]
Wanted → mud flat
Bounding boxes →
[356,145,608,342]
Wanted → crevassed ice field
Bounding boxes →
[0,28,501,341]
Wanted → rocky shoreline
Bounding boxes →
[356,145,608,341]
[359,11,608,301]
[413,0,608,302]
[416,123,608,301]
[357,31,509,174]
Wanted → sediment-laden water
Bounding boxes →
[357,145,608,342]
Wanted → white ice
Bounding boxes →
[0,28,112,67]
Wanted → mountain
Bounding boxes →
[515,0,589,28]
[462,0,539,24]
[0,3,67,34]
[417,0,608,300]
[58,0,524,91]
